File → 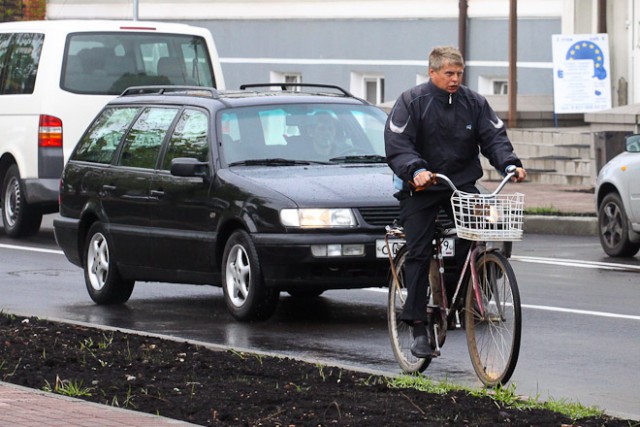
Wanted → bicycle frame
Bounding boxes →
[385,223,495,323]
[427,233,500,354]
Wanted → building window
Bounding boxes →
[478,76,508,95]
[270,71,302,90]
[493,80,508,95]
[350,73,384,105]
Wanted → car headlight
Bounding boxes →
[280,208,357,227]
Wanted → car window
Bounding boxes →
[72,107,141,164]
[118,107,179,169]
[0,34,13,89]
[0,33,44,95]
[62,33,215,95]
[219,104,387,164]
[626,135,640,153]
[162,109,209,170]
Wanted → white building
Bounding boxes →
[46,0,635,108]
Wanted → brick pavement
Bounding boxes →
[0,381,198,426]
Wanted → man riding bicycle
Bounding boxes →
[384,46,527,358]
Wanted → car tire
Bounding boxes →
[222,230,279,321]
[83,222,135,304]
[598,192,640,257]
[2,165,43,238]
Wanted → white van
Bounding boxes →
[0,20,225,237]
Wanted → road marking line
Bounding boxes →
[522,304,640,321]
[0,243,63,255]
[367,287,640,321]
[511,255,640,272]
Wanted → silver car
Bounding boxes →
[595,134,640,257]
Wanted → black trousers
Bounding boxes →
[398,184,477,324]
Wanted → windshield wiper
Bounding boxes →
[227,158,328,166]
[329,155,387,163]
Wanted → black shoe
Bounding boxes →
[410,335,433,358]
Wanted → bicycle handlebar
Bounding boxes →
[411,165,519,196]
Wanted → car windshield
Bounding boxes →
[219,103,387,165]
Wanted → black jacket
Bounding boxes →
[385,81,522,192]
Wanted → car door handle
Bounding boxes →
[150,189,165,199]
[99,184,116,197]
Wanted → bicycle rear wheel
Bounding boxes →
[464,250,521,386]
[387,246,431,373]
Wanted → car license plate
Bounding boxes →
[376,238,405,258]
[376,238,455,258]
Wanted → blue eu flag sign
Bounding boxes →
[565,41,607,80]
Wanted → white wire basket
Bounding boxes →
[450,191,525,241]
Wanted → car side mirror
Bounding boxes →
[170,157,209,179]
[625,134,640,153]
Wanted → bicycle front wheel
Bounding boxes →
[387,246,431,373]
[464,250,521,387]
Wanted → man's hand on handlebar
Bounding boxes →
[512,167,527,183]
[409,170,436,191]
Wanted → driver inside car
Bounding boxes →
[308,112,346,157]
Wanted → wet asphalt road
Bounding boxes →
[1,214,639,420]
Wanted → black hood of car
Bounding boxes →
[230,164,398,208]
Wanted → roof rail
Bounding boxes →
[120,86,219,98]
[239,83,354,97]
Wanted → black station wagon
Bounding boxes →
[53,84,401,321]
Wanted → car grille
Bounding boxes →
[358,206,400,226]
[358,206,454,228]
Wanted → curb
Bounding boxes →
[524,215,597,236]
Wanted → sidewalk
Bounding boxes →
[480,180,598,236]
[0,381,199,426]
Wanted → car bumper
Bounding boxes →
[53,216,83,267]
[252,232,390,289]
[24,178,59,207]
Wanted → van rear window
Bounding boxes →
[61,32,216,95]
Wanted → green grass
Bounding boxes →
[43,376,94,397]
[386,374,608,422]
[524,206,561,215]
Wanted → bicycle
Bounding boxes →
[385,166,524,386]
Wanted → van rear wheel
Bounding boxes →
[2,165,42,238]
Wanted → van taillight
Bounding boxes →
[39,115,63,147]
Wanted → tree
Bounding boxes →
[0,0,24,22]
[23,0,46,20]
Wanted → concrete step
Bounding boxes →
[507,127,593,146]
[481,156,588,175]
[482,167,594,186]
[514,142,591,159]
[485,126,597,186]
